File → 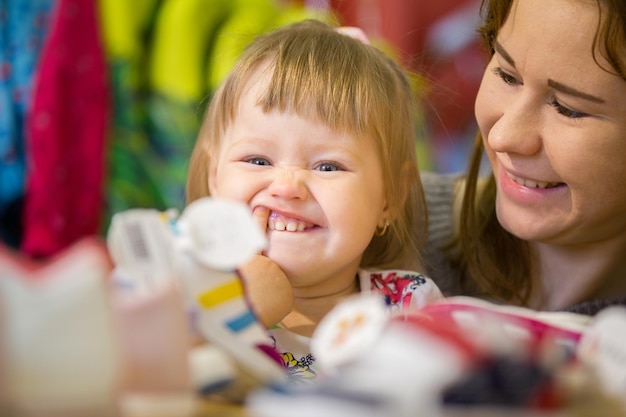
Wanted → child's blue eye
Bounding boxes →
[245,157,271,166]
[316,162,342,172]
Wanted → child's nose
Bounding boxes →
[267,168,308,200]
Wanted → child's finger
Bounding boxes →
[252,206,270,255]
[252,205,270,233]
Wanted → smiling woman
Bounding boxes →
[424,0,626,315]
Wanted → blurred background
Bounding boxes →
[0,0,486,258]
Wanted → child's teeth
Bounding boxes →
[286,221,298,232]
[268,212,312,232]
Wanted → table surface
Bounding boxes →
[116,394,626,417]
[119,394,248,417]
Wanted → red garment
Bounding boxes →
[22,0,109,257]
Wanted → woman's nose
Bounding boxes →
[267,168,308,200]
[486,94,542,157]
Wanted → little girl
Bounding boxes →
[185,20,443,380]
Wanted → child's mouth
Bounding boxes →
[268,212,314,232]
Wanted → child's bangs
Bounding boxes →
[216,23,392,138]
[258,37,378,136]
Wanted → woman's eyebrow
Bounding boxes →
[494,41,515,66]
[495,40,605,104]
[547,79,605,104]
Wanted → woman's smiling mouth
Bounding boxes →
[505,171,564,189]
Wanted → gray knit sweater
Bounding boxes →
[420,172,466,297]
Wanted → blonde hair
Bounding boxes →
[186,19,427,271]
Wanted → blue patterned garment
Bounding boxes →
[0,0,56,245]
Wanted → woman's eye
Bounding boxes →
[492,67,520,86]
[245,156,271,166]
[316,162,342,172]
[549,99,588,119]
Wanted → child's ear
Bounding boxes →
[208,164,217,195]
[374,200,391,237]
[384,161,414,225]
[379,196,391,227]
[398,161,414,208]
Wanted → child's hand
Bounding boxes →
[240,254,293,328]
[239,205,293,328]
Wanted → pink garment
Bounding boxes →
[0,237,118,413]
[22,0,109,257]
